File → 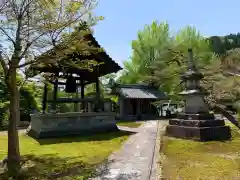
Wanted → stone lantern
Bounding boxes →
[165,49,231,141]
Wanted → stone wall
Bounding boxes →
[27,112,118,138]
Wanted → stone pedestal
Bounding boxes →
[166,114,231,141]
[88,103,93,112]
[27,112,119,139]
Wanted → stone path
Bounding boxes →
[90,120,168,180]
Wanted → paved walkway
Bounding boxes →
[90,120,168,180]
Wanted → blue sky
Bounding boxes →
[93,0,240,67]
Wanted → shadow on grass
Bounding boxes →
[0,130,136,180]
[0,154,108,180]
[35,130,136,145]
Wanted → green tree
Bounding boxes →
[123,22,212,97]
[0,68,41,130]
[118,21,171,84]
[0,0,101,176]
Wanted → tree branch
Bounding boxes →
[0,27,16,46]
[19,0,34,16]
[50,7,90,41]
[19,32,46,61]
[17,59,38,68]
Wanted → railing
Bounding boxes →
[46,97,113,113]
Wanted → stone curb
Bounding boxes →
[148,120,160,180]
[149,120,168,180]
[157,122,167,180]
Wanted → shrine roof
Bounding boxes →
[31,25,122,82]
[115,84,167,99]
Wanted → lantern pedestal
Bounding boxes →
[166,116,231,141]
[165,49,231,141]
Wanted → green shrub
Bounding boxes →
[0,111,9,130]
[0,102,9,131]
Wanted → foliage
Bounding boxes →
[0,102,10,130]
[202,48,240,107]
[118,21,171,85]
[110,95,118,104]
[20,82,42,112]
[209,33,240,55]
[0,70,41,129]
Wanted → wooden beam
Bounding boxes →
[49,80,93,86]
[47,97,97,103]
[52,73,59,111]
[80,77,85,110]
[42,83,48,113]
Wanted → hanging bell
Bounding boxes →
[65,75,77,93]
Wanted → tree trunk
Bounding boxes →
[213,104,240,129]
[7,67,21,176]
[205,98,240,129]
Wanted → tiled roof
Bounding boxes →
[116,84,166,99]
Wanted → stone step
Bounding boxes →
[169,119,226,127]
[165,124,231,141]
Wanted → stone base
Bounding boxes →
[27,112,119,139]
[27,126,119,139]
[178,113,215,120]
[169,119,225,127]
[166,119,231,141]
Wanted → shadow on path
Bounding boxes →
[89,159,141,180]
[89,120,164,180]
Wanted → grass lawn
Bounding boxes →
[161,121,240,180]
[116,121,143,128]
[0,131,131,180]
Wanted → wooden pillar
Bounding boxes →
[42,83,48,113]
[95,66,100,99]
[95,75,100,111]
[119,97,125,119]
[95,76,100,98]
[80,78,85,110]
[74,82,79,112]
[137,99,141,120]
[52,75,58,113]
[88,102,93,112]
